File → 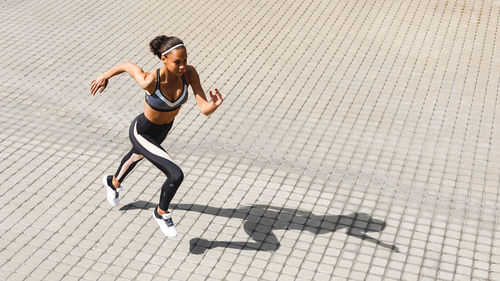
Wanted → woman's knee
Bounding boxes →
[161,163,183,186]
[170,167,184,185]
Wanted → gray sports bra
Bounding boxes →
[145,69,188,112]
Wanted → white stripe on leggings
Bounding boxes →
[133,122,175,163]
[116,153,143,181]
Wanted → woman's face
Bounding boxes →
[162,48,187,76]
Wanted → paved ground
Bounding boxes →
[0,0,499,280]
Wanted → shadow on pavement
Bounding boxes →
[120,201,399,254]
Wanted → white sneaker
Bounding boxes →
[153,210,178,237]
[103,175,123,207]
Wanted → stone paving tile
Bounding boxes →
[0,0,499,280]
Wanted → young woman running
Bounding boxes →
[90,36,223,237]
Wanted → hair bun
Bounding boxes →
[149,35,168,58]
[149,35,184,59]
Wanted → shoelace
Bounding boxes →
[164,217,174,227]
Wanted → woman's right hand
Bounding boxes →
[90,75,109,96]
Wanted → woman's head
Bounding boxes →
[149,36,187,75]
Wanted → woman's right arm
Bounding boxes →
[90,62,153,95]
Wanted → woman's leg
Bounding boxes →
[129,118,183,237]
[129,120,183,211]
[104,147,144,207]
[114,148,144,185]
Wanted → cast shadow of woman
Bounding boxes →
[121,202,399,255]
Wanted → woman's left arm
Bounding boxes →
[187,65,223,115]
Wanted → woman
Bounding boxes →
[90,36,223,237]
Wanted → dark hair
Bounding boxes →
[149,35,185,59]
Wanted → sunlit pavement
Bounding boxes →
[0,0,499,280]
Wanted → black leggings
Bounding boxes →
[114,113,184,211]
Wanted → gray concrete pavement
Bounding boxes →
[0,0,499,280]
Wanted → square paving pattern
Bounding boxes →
[0,0,499,280]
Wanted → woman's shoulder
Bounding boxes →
[185,65,198,83]
[186,64,197,75]
[147,69,159,82]
[142,70,157,92]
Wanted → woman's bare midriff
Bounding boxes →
[144,101,181,125]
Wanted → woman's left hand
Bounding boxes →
[209,88,223,107]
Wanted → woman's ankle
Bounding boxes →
[157,207,169,216]
[112,177,121,189]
